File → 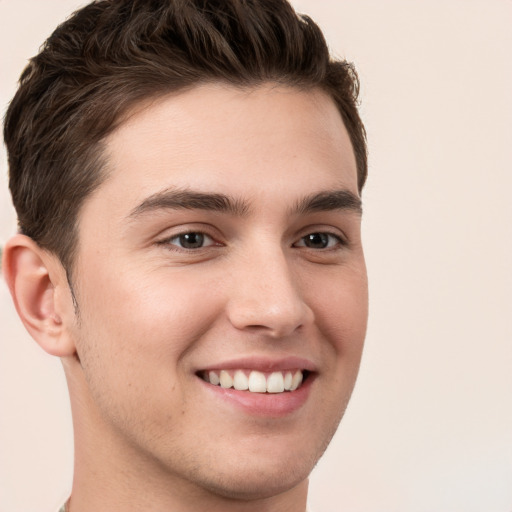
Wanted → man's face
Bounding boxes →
[68,84,368,499]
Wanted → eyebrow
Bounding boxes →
[127,187,362,220]
[128,188,249,219]
[293,190,362,216]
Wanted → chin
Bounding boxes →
[184,441,320,501]
[198,464,309,501]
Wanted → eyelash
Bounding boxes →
[157,230,346,251]
[157,231,219,250]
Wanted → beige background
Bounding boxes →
[1,1,511,511]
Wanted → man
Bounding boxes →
[2,1,368,510]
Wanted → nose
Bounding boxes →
[226,248,313,338]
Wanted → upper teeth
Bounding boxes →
[206,370,303,393]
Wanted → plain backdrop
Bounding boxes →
[1,1,511,511]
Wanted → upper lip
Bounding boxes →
[196,355,317,373]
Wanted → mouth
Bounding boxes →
[198,369,310,394]
[194,357,316,416]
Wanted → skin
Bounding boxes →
[4,83,368,512]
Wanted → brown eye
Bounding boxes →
[168,232,214,249]
[303,233,328,249]
[295,232,342,249]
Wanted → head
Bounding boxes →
[3,0,368,507]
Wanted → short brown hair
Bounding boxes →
[4,0,367,272]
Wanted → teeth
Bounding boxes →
[209,371,220,386]
[233,370,249,391]
[284,371,293,390]
[248,371,267,393]
[267,372,285,393]
[219,370,233,388]
[290,370,303,391]
[205,369,305,393]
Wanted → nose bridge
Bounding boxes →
[226,241,312,337]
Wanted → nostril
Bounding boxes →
[225,263,313,337]
[228,306,311,339]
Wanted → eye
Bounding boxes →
[294,232,343,249]
[165,232,216,249]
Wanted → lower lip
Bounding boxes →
[198,374,315,417]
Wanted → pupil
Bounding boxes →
[305,233,328,248]
[180,233,204,248]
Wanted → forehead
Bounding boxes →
[84,83,358,219]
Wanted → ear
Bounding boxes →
[2,234,77,357]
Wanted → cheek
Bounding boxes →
[73,264,224,395]
[71,269,224,439]
[312,265,368,356]
[78,257,224,342]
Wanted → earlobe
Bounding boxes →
[2,234,76,357]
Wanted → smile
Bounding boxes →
[200,369,307,393]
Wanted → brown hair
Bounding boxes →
[4,0,367,273]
